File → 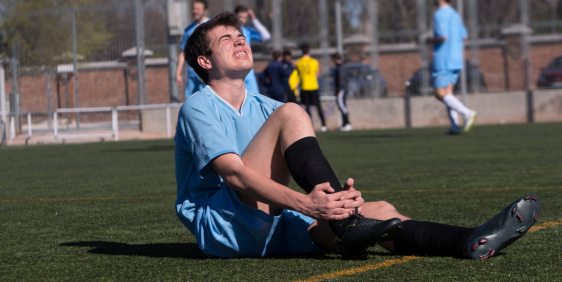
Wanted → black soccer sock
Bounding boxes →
[284,137,353,238]
[392,220,476,258]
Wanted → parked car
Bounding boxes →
[319,64,387,98]
[537,56,562,89]
[405,60,487,95]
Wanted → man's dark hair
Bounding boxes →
[331,53,341,60]
[300,44,309,55]
[444,0,451,2]
[234,5,249,14]
[183,12,242,84]
[282,49,292,57]
[271,50,281,60]
[193,0,208,10]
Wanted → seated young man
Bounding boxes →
[174,12,541,260]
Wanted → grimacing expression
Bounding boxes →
[203,26,253,78]
[191,2,206,21]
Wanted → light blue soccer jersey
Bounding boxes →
[174,85,283,235]
[180,19,210,97]
[433,6,468,71]
[242,26,263,94]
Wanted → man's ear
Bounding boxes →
[198,55,212,70]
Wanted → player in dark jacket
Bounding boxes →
[332,54,352,131]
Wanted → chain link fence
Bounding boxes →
[2,0,562,141]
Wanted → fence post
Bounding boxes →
[368,0,380,97]
[318,0,330,96]
[416,0,430,96]
[519,0,533,122]
[0,63,7,145]
[335,0,343,56]
[404,94,411,128]
[166,106,171,138]
[135,0,146,130]
[72,9,80,129]
[468,0,480,93]
[27,112,31,137]
[54,112,58,139]
[112,108,119,141]
[272,0,283,51]
[457,0,468,103]
[166,0,180,103]
[46,72,52,130]
[10,115,15,145]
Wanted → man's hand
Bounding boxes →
[302,182,364,221]
[176,73,183,88]
[248,9,256,21]
[342,178,363,215]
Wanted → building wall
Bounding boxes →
[5,41,562,113]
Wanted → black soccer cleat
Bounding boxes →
[463,194,541,260]
[337,210,403,260]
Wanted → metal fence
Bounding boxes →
[1,0,562,140]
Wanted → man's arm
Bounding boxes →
[176,52,185,88]
[248,10,271,41]
[211,153,361,221]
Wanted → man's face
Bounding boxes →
[237,11,249,25]
[191,2,206,21]
[203,25,253,79]
[283,55,291,62]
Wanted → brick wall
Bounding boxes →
[6,41,562,113]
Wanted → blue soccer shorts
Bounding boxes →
[194,186,334,258]
[432,70,460,88]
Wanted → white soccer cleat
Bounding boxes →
[341,124,353,132]
[321,126,328,132]
[464,111,477,133]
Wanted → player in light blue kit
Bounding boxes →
[429,0,477,134]
[175,0,209,98]
[175,12,540,261]
[234,5,271,95]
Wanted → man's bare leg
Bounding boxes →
[239,103,315,216]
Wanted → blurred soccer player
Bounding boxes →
[262,50,285,102]
[235,5,271,95]
[332,53,352,131]
[429,0,477,134]
[176,12,540,261]
[296,44,327,132]
[282,49,297,103]
[176,0,209,98]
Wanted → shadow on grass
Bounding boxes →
[60,241,398,261]
[60,241,206,259]
[104,145,176,153]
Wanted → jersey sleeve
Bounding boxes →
[179,24,194,50]
[313,60,319,75]
[434,12,449,38]
[460,22,468,39]
[175,101,238,175]
[245,27,263,43]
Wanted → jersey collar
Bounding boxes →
[207,86,248,116]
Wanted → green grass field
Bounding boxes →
[1,123,561,281]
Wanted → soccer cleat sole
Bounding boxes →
[463,194,541,260]
[339,218,403,260]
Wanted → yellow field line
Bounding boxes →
[361,186,562,194]
[529,219,562,232]
[295,256,420,282]
[1,195,175,203]
[296,219,562,282]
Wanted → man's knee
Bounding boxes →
[376,201,397,213]
[275,102,308,120]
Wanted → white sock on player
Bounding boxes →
[447,106,461,132]
[442,94,472,117]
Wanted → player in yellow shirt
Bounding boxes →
[296,44,327,132]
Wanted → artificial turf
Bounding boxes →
[1,122,561,281]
